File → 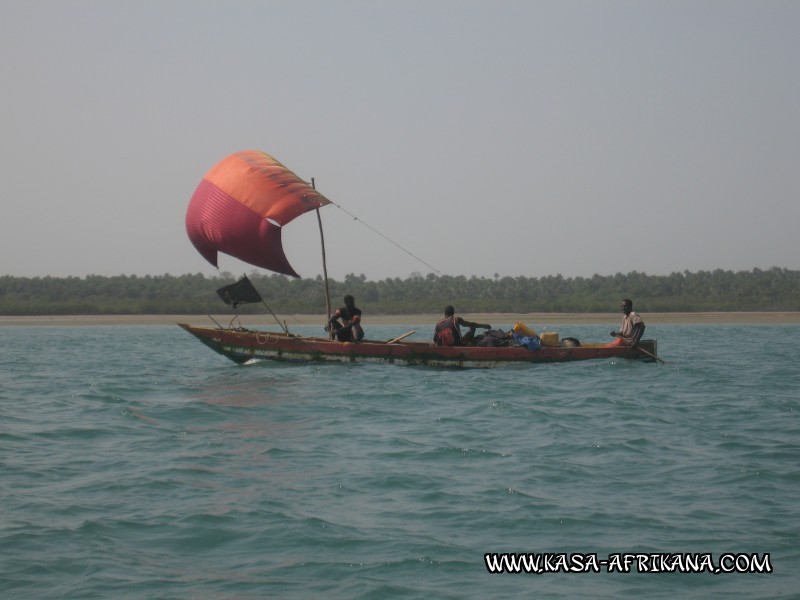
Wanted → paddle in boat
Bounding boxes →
[181,150,659,368]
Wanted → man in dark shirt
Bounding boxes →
[326,295,364,342]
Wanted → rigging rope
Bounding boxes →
[328,201,442,275]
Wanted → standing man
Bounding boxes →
[607,298,645,348]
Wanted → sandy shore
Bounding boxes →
[1,312,799,327]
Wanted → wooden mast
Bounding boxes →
[312,178,333,327]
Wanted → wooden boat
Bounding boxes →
[179,323,658,368]
[182,150,659,368]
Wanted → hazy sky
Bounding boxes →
[2,0,798,281]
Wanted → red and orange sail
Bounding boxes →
[186,150,331,277]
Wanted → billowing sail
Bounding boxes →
[186,150,331,277]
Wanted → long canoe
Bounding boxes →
[179,324,658,368]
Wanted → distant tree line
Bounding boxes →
[0,267,798,316]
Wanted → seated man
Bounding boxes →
[433,305,491,346]
[326,294,364,342]
[607,298,645,348]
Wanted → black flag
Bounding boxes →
[216,276,263,309]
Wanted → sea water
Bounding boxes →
[1,323,798,599]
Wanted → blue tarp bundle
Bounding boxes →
[511,332,541,351]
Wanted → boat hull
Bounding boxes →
[179,324,658,368]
